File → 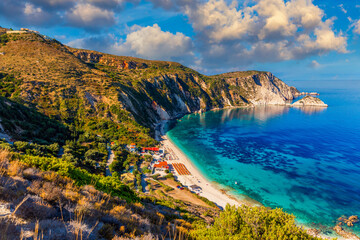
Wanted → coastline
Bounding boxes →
[156,119,353,240]
[156,119,252,209]
[161,133,248,209]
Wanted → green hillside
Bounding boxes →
[0,30,328,240]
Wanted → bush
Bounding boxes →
[164,173,174,179]
[18,154,138,202]
[152,174,160,180]
[191,205,323,240]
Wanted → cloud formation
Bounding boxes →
[0,0,351,72]
[0,0,132,30]
[182,0,347,68]
[69,24,194,61]
[112,24,193,60]
[354,20,360,34]
[309,60,320,68]
[66,3,116,30]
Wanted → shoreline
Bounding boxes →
[161,133,248,209]
[156,119,250,209]
[156,119,353,240]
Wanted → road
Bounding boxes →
[105,147,115,177]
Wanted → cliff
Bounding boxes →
[0,31,308,135]
[292,96,328,107]
[68,50,302,128]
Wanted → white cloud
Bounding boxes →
[184,0,256,42]
[286,0,324,29]
[66,3,115,29]
[309,60,320,68]
[69,24,194,61]
[338,4,347,14]
[354,20,360,34]
[112,24,193,60]
[24,2,43,15]
[182,0,347,67]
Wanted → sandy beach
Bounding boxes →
[155,119,252,209]
[162,134,244,209]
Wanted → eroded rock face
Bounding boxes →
[292,96,328,107]
[117,72,304,128]
[72,51,148,70]
[222,72,301,106]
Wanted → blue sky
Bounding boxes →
[1,0,360,82]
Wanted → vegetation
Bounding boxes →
[0,33,9,45]
[0,149,193,239]
[0,72,22,98]
[0,96,69,144]
[18,153,137,202]
[0,29,334,240]
[191,205,323,240]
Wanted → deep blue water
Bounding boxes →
[167,80,360,235]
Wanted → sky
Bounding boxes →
[1,0,360,82]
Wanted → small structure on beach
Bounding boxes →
[189,185,202,193]
[153,161,169,170]
[172,163,191,175]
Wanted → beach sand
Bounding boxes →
[159,130,251,209]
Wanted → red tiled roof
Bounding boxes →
[154,161,169,169]
[142,147,159,151]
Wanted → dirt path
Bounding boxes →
[105,147,115,177]
[156,178,215,208]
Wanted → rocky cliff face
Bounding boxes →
[114,71,302,128]
[219,71,301,106]
[72,50,148,70]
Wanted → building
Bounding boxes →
[6,30,28,34]
[189,185,202,193]
[142,147,160,152]
[153,161,169,170]
[129,143,136,152]
[6,28,39,34]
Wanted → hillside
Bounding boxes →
[0,31,300,136]
[0,30,331,240]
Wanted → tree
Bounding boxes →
[14,141,30,152]
[85,149,105,162]
[48,143,60,156]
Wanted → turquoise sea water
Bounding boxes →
[167,80,360,235]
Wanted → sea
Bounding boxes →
[166,80,360,236]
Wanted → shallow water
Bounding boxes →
[167,80,360,234]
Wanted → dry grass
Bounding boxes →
[0,149,11,175]
[0,153,197,239]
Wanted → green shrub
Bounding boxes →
[191,205,323,240]
[152,174,160,180]
[17,153,138,202]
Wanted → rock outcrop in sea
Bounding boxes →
[291,96,328,107]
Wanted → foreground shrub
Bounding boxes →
[191,205,322,240]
